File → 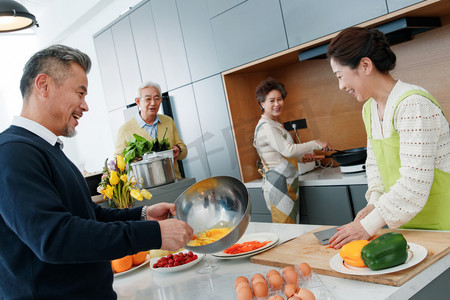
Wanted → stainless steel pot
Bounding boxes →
[131,150,176,188]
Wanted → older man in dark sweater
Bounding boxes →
[0,45,193,299]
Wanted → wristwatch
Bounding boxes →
[141,205,148,221]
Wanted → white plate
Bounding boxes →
[212,232,279,259]
[114,255,151,277]
[329,242,428,275]
[150,250,204,273]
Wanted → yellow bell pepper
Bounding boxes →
[340,240,370,267]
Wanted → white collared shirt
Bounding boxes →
[12,116,64,149]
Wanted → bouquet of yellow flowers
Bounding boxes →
[97,155,152,208]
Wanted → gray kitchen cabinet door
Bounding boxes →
[248,188,272,223]
[176,0,220,82]
[349,184,368,217]
[151,0,191,90]
[206,0,246,18]
[93,29,126,111]
[169,85,211,181]
[387,0,424,12]
[299,186,353,226]
[280,0,388,47]
[129,1,168,92]
[210,0,288,71]
[192,75,241,180]
[111,16,142,106]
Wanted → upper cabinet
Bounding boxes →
[206,0,246,18]
[151,0,191,91]
[93,28,126,111]
[387,0,424,12]
[111,16,142,106]
[210,0,288,70]
[129,1,167,92]
[280,0,388,47]
[176,0,221,82]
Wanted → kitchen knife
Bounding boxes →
[313,227,338,245]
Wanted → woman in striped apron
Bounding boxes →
[326,27,450,249]
[253,78,332,223]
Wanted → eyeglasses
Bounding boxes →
[141,96,162,102]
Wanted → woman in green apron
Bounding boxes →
[253,78,332,223]
[326,27,450,249]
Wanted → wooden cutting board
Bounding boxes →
[250,226,450,286]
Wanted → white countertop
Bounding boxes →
[245,167,368,189]
[112,222,449,300]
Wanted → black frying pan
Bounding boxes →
[325,147,367,166]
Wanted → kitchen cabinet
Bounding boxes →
[248,188,272,223]
[192,75,240,180]
[206,0,246,18]
[387,0,424,12]
[169,85,210,181]
[176,0,221,82]
[280,0,388,48]
[111,16,142,106]
[151,0,191,90]
[129,1,167,92]
[299,186,354,225]
[93,29,126,111]
[210,0,287,70]
[349,184,368,216]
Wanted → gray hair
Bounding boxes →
[137,81,162,98]
[20,44,91,101]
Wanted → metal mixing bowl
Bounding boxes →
[174,176,251,254]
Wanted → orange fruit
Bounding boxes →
[111,255,133,273]
[132,251,148,265]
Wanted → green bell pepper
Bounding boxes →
[361,232,408,271]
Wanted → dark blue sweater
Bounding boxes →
[0,126,162,299]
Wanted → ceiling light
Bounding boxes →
[0,0,38,33]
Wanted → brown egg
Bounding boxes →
[298,262,312,277]
[268,295,284,300]
[296,288,316,300]
[251,277,267,286]
[284,270,298,285]
[266,269,281,278]
[288,297,302,300]
[251,273,264,282]
[284,283,300,298]
[252,282,269,298]
[236,286,253,300]
[234,276,250,288]
[282,266,295,274]
[235,281,250,292]
[267,274,283,290]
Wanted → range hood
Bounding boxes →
[298,17,441,61]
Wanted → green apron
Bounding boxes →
[363,89,450,230]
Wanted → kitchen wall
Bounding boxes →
[0,0,141,173]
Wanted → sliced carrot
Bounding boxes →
[223,240,272,254]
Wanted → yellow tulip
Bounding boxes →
[117,155,125,172]
[109,171,120,185]
[104,185,114,199]
[140,189,152,200]
[120,174,128,182]
[130,189,143,201]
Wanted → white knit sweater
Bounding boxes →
[254,116,321,169]
[361,80,450,236]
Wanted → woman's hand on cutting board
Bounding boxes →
[329,221,371,249]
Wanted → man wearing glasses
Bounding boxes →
[115,81,187,178]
